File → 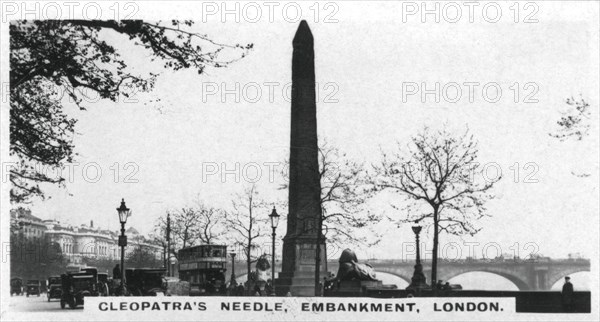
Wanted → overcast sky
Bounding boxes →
[10,2,599,261]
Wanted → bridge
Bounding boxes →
[226,258,590,291]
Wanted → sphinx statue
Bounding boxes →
[245,254,272,295]
[335,248,378,281]
[254,254,271,282]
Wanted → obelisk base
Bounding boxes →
[275,238,327,296]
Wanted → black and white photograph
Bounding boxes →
[1,1,598,321]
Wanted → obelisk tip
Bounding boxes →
[293,20,313,46]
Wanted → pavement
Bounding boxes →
[7,293,82,312]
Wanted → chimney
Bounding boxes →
[90,220,94,228]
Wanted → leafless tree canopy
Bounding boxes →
[152,197,226,259]
[549,96,591,142]
[372,126,499,235]
[371,125,500,284]
[317,141,381,247]
[225,184,270,276]
[280,140,381,247]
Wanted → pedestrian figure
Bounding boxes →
[561,276,574,312]
[253,284,261,296]
[113,264,121,279]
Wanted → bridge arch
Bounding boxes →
[371,267,412,285]
[443,270,530,291]
[547,267,591,290]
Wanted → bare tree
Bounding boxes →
[549,96,591,142]
[191,196,227,245]
[225,184,269,281]
[280,140,380,247]
[171,208,201,250]
[317,141,381,247]
[151,211,191,262]
[371,126,500,287]
[549,96,592,178]
[152,201,226,260]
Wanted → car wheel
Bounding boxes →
[60,300,66,309]
[26,294,29,297]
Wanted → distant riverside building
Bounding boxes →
[10,209,162,265]
[10,208,48,240]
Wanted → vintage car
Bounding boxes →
[60,270,99,309]
[47,276,62,301]
[10,278,23,296]
[26,280,41,297]
[126,268,169,296]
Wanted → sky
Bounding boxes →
[6,1,599,262]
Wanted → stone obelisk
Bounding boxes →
[276,20,327,296]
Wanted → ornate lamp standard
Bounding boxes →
[268,207,280,295]
[166,213,171,277]
[116,198,131,294]
[406,225,429,294]
[230,252,237,286]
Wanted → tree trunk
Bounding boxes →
[247,241,252,280]
[431,207,439,292]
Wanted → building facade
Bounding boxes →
[10,209,162,265]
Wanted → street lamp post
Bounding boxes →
[166,213,171,277]
[230,252,237,286]
[268,207,280,295]
[407,224,429,294]
[116,198,131,295]
[413,226,422,265]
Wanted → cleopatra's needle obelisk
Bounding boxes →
[276,20,327,296]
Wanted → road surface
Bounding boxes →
[7,293,82,312]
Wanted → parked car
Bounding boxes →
[60,270,99,309]
[126,268,169,296]
[11,278,23,296]
[26,280,41,297]
[47,276,62,302]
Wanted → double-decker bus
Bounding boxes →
[178,245,228,295]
